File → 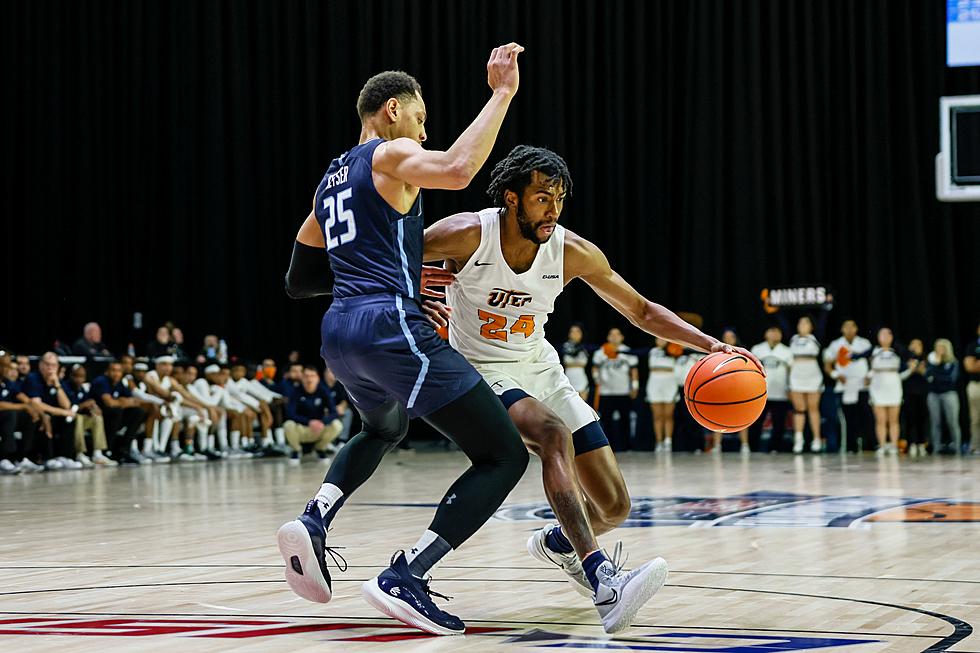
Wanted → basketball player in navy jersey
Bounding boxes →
[422,146,764,633]
[277,45,534,636]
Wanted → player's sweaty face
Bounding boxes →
[516,171,565,244]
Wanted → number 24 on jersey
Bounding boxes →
[478,310,535,341]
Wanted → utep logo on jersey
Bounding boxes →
[488,287,532,308]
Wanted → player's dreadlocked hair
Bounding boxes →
[486,145,573,208]
[356,71,422,120]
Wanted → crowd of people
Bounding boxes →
[0,323,359,474]
[562,317,980,456]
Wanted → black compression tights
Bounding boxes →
[324,381,528,549]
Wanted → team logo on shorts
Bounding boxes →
[487,288,532,308]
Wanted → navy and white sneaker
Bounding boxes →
[361,551,464,636]
[277,499,346,603]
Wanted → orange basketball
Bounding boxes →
[684,352,767,433]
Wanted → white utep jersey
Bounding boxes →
[446,208,565,364]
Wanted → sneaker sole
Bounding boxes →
[526,529,593,598]
[276,520,332,603]
[361,577,464,636]
[601,558,670,635]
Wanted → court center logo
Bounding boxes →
[493,491,980,528]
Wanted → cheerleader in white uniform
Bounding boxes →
[788,316,824,453]
[646,337,677,452]
[868,327,914,455]
[561,324,590,401]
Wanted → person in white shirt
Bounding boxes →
[824,320,874,453]
[750,326,793,453]
[788,315,825,453]
[592,328,639,451]
[867,327,915,456]
[645,338,677,453]
[229,363,275,448]
[143,356,210,461]
[184,364,228,457]
[561,324,590,401]
[708,328,751,454]
[673,348,707,452]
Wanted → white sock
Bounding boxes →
[404,530,453,577]
[230,431,241,450]
[218,420,228,450]
[315,483,344,519]
[170,438,181,455]
[274,427,285,446]
[142,435,154,455]
[196,424,208,451]
[158,418,174,452]
[795,431,803,439]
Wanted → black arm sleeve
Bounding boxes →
[284,241,333,299]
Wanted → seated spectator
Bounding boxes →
[23,352,82,470]
[144,356,209,462]
[15,354,31,380]
[170,327,189,362]
[72,322,113,358]
[176,364,223,458]
[324,366,353,444]
[127,359,169,463]
[0,354,43,473]
[256,358,288,447]
[284,365,343,463]
[211,364,258,457]
[185,364,229,457]
[196,334,220,365]
[281,363,304,398]
[145,326,175,361]
[91,361,149,464]
[62,364,113,467]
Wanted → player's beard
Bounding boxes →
[516,203,553,245]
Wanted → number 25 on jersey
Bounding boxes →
[323,188,357,250]
[478,310,535,342]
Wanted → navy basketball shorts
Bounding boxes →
[320,293,483,419]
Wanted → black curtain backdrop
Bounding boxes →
[2,0,978,362]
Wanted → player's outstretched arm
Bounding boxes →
[567,233,764,372]
[373,43,524,190]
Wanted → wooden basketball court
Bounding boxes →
[1,450,978,652]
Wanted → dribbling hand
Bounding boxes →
[710,342,767,377]
[487,42,524,96]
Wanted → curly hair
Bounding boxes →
[356,71,422,120]
[486,145,573,208]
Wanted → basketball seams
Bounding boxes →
[684,353,717,398]
[687,390,768,406]
[689,368,765,401]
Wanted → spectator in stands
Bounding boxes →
[284,365,343,463]
[673,346,708,452]
[72,322,113,358]
[23,352,82,469]
[902,339,929,457]
[0,354,43,473]
[963,321,980,454]
[282,363,304,398]
[145,326,175,360]
[144,356,209,461]
[750,326,793,453]
[196,334,220,365]
[15,354,31,380]
[62,364,113,466]
[824,320,874,453]
[713,328,750,454]
[91,361,148,464]
[646,337,677,453]
[323,365,353,445]
[170,327,189,362]
[561,324,590,401]
[213,364,258,457]
[592,327,639,451]
[926,338,963,455]
[127,359,169,462]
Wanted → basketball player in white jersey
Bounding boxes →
[422,146,763,631]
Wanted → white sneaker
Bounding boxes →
[60,457,84,470]
[44,458,64,470]
[663,438,672,453]
[593,552,670,634]
[654,443,663,453]
[76,452,95,468]
[810,439,822,453]
[151,451,171,464]
[526,524,593,597]
[92,452,118,466]
[176,452,196,463]
[740,444,750,455]
[0,459,21,475]
[793,433,804,454]
[18,458,43,473]
[192,452,208,462]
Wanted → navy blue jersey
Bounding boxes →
[315,138,423,300]
[91,375,132,407]
[63,381,92,405]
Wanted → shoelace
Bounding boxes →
[603,540,628,575]
[323,529,349,572]
[420,577,453,602]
